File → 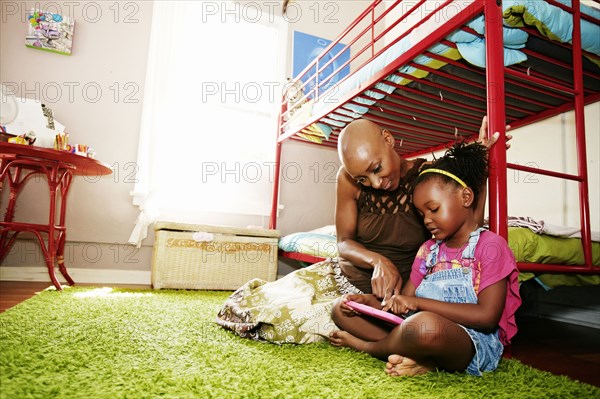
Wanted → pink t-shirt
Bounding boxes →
[410,230,521,346]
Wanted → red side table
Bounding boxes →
[0,142,112,290]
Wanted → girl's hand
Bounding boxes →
[477,116,512,149]
[371,255,402,308]
[385,294,419,315]
[339,294,379,316]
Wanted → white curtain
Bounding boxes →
[129,1,287,246]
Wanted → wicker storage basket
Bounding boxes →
[152,222,279,290]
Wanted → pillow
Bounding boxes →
[279,232,338,258]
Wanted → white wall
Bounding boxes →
[506,103,600,230]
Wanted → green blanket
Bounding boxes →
[509,227,600,287]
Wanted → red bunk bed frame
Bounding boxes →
[270,0,600,275]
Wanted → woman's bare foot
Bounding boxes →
[329,330,368,352]
[385,354,434,377]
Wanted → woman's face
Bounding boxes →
[343,130,401,191]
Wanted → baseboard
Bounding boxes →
[0,266,151,285]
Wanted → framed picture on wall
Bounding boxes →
[292,31,350,99]
[25,9,75,56]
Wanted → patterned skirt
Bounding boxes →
[215,259,362,344]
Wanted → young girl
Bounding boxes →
[329,142,521,377]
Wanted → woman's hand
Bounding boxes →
[477,116,512,149]
[371,255,402,308]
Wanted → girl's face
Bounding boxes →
[413,178,473,246]
[343,130,401,191]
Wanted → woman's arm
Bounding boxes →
[335,167,402,303]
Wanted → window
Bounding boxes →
[129,1,287,245]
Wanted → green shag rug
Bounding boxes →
[1,287,598,399]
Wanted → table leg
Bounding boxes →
[25,229,64,290]
[44,240,62,290]
[0,169,22,256]
[55,169,74,287]
[56,231,74,286]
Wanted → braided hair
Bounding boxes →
[415,141,488,203]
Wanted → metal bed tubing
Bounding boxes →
[570,0,593,270]
[280,0,398,126]
[279,0,386,124]
[484,0,508,240]
[406,59,574,109]
[269,94,287,229]
[386,82,488,116]
[352,89,481,133]
[345,112,446,151]
[376,95,483,130]
[508,163,583,182]
[351,101,475,140]
[431,43,576,104]
[432,41,577,104]
[315,0,420,90]
[397,66,538,116]
[517,48,600,85]
[505,69,578,95]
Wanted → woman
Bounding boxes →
[216,117,507,344]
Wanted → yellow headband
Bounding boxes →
[419,168,468,188]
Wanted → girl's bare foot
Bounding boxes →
[329,330,368,352]
[385,354,434,377]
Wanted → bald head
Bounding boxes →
[338,119,387,166]
[337,119,401,189]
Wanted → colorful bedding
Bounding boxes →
[503,0,600,64]
[279,226,600,288]
[285,0,600,144]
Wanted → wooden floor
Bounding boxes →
[1,281,599,387]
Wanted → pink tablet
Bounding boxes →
[345,300,404,326]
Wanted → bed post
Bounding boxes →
[571,0,593,267]
[484,0,508,239]
[270,97,286,230]
[270,141,282,230]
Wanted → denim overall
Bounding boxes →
[415,228,504,376]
